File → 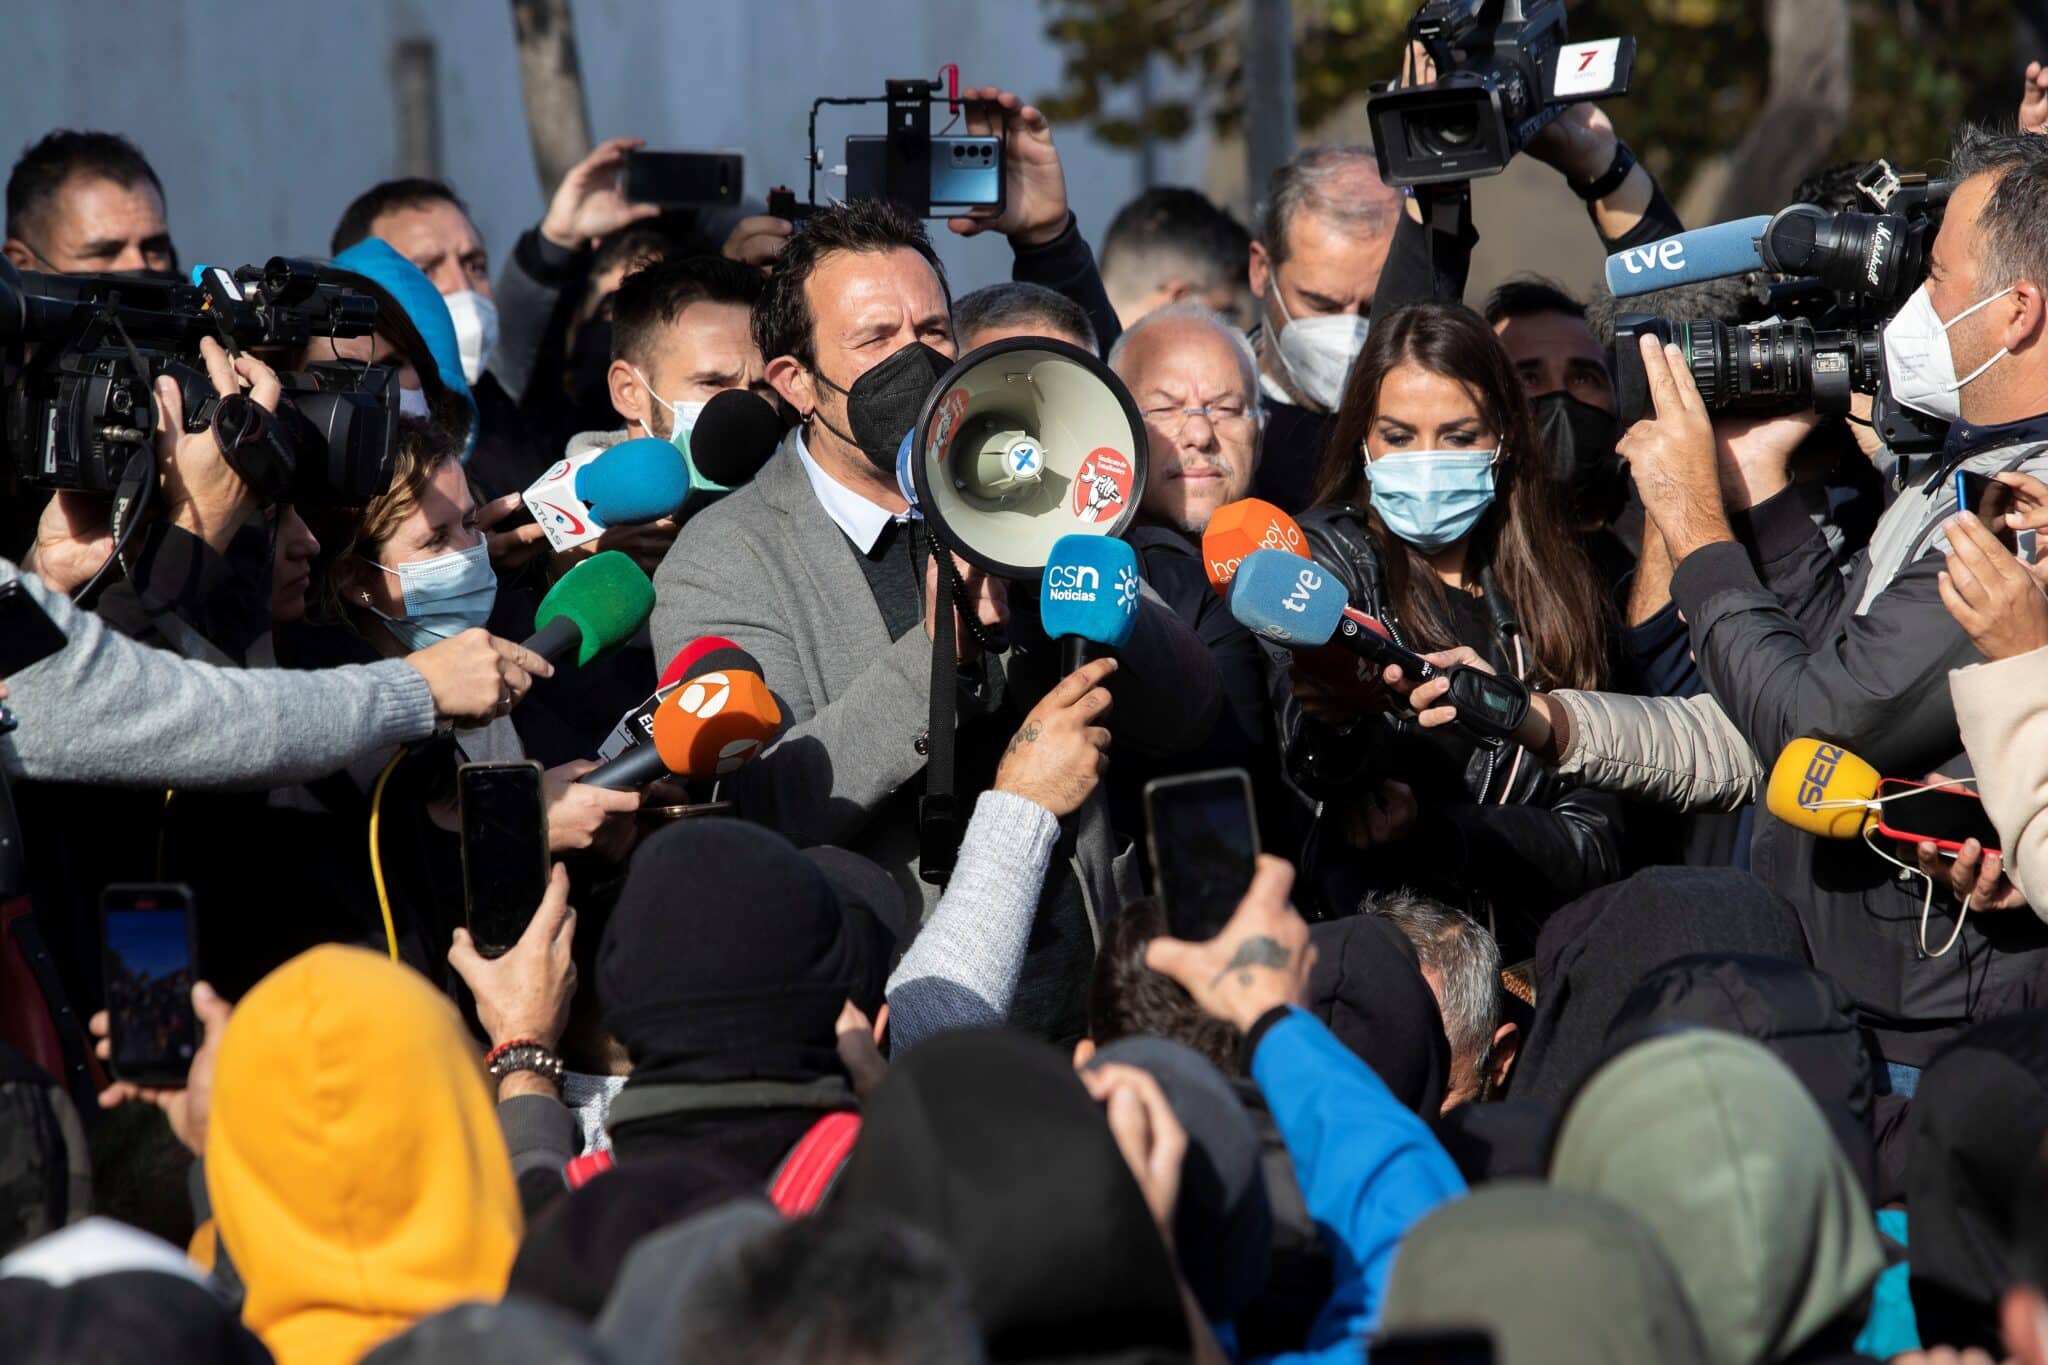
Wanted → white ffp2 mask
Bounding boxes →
[444,289,499,386]
[1272,286,1369,412]
[1882,281,2014,423]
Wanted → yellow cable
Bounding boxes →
[368,749,406,961]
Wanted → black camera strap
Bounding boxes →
[919,523,961,886]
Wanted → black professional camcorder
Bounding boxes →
[1613,162,1953,452]
[0,256,398,507]
[1367,0,1635,187]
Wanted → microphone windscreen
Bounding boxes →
[652,668,783,778]
[1227,549,1345,647]
[688,390,783,488]
[1040,534,1140,650]
[1603,216,1773,298]
[659,635,744,689]
[1765,738,1881,839]
[533,551,655,668]
[576,437,691,526]
[1202,498,1309,598]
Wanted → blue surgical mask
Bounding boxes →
[1366,447,1500,552]
[367,538,497,650]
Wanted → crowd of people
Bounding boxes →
[5,44,2048,1365]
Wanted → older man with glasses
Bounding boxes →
[1108,302,1265,539]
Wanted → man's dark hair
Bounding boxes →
[753,198,949,368]
[1087,901,1243,1077]
[669,1214,983,1364]
[330,177,470,256]
[6,130,164,243]
[611,254,766,368]
[1100,186,1251,297]
[1254,146,1395,266]
[1484,275,1588,327]
[1949,124,2048,295]
[954,281,1098,353]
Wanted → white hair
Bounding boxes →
[1107,301,1262,419]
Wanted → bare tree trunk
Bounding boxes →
[1699,0,1852,221]
[510,0,593,201]
[1243,0,1297,203]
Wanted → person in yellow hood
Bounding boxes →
[206,944,521,1365]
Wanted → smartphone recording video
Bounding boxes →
[1145,769,1260,942]
[100,884,199,1086]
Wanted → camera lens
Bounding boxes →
[1416,106,1481,154]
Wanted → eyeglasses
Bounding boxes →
[1140,403,1259,438]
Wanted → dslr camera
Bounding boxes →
[1614,161,1952,452]
[1,256,398,507]
[1367,0,1635,187]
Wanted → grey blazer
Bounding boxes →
[650,433,1222,938]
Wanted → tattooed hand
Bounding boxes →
[993,656,1117,818]
[1146,856,1315,1032]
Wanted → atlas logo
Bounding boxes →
[1281,565,1323,614]
[1614,237,1687,277]
[1045,563,1102,603]
[535,499,587,536]
[1798,743,1845,808]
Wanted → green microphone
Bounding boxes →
[523,551,655,668]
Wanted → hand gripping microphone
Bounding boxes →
[521,551,656,669]
[1041,533,1140,674]
[580,668,783,790]
[1603,216,1773,298]
[596,636,761,762]
[1228,549,1530,741]
[1201,498,1309,599]
[523,437,692,553]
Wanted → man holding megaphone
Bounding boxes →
[650,198,1219,1042]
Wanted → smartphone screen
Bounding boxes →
[1875,778,2002,854]
[1145,769,1259,942]
[101,884,199,1086]
[0,579,68,678]
[622,150,743,208]
[1956,470,2020,553]
[458,761,550,958]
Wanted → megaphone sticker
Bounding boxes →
[928,389,970,464]
[1073,449,1134,522]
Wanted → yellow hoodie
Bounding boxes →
[206,945,521,1365]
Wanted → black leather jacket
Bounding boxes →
[1278,504,1626,950]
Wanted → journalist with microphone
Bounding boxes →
[650,199,1218,1040]
[1622,126,2048,1076]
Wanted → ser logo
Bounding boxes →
[1045,563,1102,603]
[1798,743,1845,808]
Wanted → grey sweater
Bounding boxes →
[0,558,439,788]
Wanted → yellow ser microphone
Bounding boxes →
[1765,738,1882,839]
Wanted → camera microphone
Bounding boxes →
[522,551,655,669]
[1603,216,1772,298]
[580,668,781,790]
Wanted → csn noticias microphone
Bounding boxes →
[580,667,782,790]
[523,437,692,553]
[1228,550,1530,741]
[521,551,656,669]
[596,636,762,762]
[1041,533,1141,675]
[1201,498,1309,599]
[1603,216,1773,298]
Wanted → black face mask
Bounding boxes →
[812,342,950,474]
[1532,391,1628,527]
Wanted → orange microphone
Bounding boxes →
[580,670,782,790]
[1202,498,1309,598]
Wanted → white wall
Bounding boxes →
[0,0,1212,293]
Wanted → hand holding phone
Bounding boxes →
[1145,769,1260,942]
[99,884,201,1087]
[1940,504,2048,662]
[459,761,550,958]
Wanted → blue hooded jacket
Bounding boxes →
[330,237,477,458]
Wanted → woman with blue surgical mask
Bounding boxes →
[1278,302,1624,956]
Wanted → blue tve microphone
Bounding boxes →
[1603,216,1772,298]
[1041,533,1141,673]
[578,437,691,526]
[1227,549,1348,646]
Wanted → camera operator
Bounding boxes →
[1619,126,2048,1078]
[329,138,662,502]
[650,198,1219,1042]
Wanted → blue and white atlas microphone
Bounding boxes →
[1041,533,1141,675]
[522,436,691,552]
[1603,216,1773,298]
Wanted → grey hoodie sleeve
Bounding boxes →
[487,227,580,404]
[886,790,1059,1053]
[0,558,438,788]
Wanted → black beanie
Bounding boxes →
[598,820,856,1084]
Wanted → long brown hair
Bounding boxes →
[1311,302,1609,690]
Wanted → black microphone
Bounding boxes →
[690,390,784,490]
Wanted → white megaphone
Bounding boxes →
[899,336,1147,579]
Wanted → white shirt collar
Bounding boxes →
[793,428,910,555]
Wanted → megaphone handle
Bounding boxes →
[920,542,962,886]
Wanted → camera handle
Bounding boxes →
[72,309,163,610]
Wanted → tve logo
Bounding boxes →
[1798,743,1845,808]
[1281,565,1324,614]
[1613,237,1687,278]
[1044,563,1102,602]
